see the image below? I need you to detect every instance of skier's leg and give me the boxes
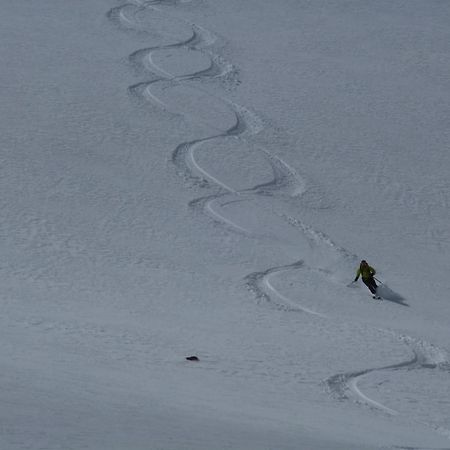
[371,279,381,298]
[363,278,377,295]
[369,278,378,294]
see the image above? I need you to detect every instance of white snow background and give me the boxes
[1,0,450,448]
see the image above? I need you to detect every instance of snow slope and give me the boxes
[1,0,449,448]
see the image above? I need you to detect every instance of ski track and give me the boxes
[244,261,326,317]
[107,0,450,443]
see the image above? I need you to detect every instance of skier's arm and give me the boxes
[354,269,361,282]
[369,266,376,276]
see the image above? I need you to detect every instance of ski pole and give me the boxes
[374,277,383,284]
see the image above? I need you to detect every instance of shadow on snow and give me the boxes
[377,284,409,307]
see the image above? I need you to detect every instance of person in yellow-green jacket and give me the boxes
[354,260,381,299]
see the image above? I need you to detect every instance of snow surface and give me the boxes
[1,0,450,448]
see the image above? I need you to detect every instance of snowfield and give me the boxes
[1,0,450,449]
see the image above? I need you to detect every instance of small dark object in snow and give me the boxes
[186,356,199,361]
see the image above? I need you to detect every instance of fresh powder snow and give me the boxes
[1,0,449,449]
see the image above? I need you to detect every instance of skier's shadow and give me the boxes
[377,285,409,307]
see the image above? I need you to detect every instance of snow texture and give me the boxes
[1,0,449,448]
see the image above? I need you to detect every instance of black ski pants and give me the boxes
[362,277,378,294]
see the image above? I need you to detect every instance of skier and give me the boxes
[353,260,381,299]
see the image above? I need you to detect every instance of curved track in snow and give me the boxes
[326,336,449,417]
[107,0,450,443]
[244,260,325,316]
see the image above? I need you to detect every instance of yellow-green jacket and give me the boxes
[354,265,376,281]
